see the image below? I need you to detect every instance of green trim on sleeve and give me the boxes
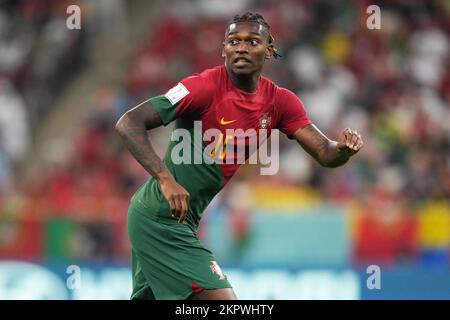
[149,95,178,125]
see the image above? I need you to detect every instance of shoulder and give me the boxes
[274,86,299,103]
[198,65,224,82]
[270,83,308,117]
[260,76,300,106]
[182,66,222,86]
[181,66,222,92]
[172,66,224,106]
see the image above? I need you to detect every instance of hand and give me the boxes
[337,128,363,157]
[159,175,190,224]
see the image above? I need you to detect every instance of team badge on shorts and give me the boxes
[259,113,272,129]
[210,261,225,280]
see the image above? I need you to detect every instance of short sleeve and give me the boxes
[276,88,312,138]
[149,74,214,125]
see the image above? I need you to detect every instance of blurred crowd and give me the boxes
[0,0,449,265]
[0,0,87,191]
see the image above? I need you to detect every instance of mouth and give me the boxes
[233,57,252,65]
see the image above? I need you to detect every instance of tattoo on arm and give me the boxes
[115,101,167,178]
[295,124,330,160]
[294,124,348,167]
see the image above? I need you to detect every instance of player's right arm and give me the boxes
[115,100,189,224]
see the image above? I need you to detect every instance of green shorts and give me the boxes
[127,206,232,300]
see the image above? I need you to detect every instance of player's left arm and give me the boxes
[293,124,363,168]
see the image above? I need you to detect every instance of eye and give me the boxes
[228,39,239,46]
[249,39,259,46]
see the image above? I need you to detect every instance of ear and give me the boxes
[222,42,226,58]
[265,45,274,60]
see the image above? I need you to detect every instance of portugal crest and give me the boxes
[259,113,272,129]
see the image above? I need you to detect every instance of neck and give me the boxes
[225,65,261,93]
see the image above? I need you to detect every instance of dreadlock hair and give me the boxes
[227,12,282,59]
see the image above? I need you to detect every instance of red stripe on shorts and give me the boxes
[191,281,204,294]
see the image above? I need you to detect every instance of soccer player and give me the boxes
[115,12,363,300]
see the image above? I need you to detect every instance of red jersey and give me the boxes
[133,65,311,229]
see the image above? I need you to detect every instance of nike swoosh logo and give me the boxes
[220,118,237,125]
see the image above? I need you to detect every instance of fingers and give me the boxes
[341,128,363,152]
[349,132,359,149]
[168,193,189,223]
[169,196,183,219]
[340,128,352,147]
[355,139,364,151]
[169,197,177,218]
[178,194,189,224]
[160,178,190,223]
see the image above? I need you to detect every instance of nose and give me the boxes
[235,42,249,54]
